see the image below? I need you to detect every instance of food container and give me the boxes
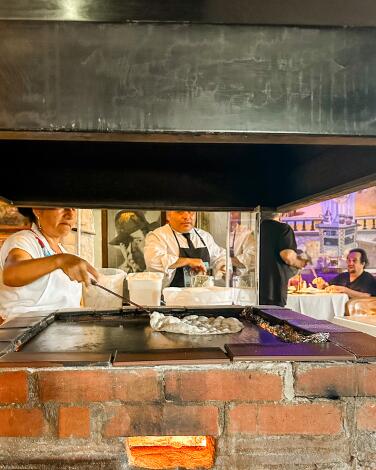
[232,273,256,305]
[83,268,126,309]
[232,287,257,305]
[163,286,234,306]
[127,272,164,306]
[232,273,255,289]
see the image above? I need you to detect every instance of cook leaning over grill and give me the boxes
[259,212,308,307]
[144,211,226,287]
[0,208,98,319]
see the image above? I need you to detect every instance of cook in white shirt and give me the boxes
[144,211,226,287]
[0,207,98,320]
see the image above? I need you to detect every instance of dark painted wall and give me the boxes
[1,22,376,136]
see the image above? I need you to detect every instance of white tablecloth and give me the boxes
[286,293,349,320]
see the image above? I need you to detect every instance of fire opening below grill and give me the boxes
[125,435,215,469]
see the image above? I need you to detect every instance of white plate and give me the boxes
[296,287,323,294]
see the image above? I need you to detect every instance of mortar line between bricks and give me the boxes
[352,395,360,469]
[42,402,59,439]
[283,362,295,401]
[89,402,106,443]
[219,402,228,437]
[161,371,167,402]
[29,371,39,407]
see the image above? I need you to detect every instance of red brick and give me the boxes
[295,365,357,397]
[103,404,219,437]
[0,371,28,404]
[37,370,160,403]
[104,404,159,437]
[58,407,90,438]
[357,403,376,431]
[0,409,45,437]
[228,404,257,434]
[163,404,219,436]
[357,364,376,396]
[165,370,282,401]
[258,404,342,435]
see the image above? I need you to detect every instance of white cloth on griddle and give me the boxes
[150,311,243,335]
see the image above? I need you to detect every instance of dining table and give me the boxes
[286,292,349,320]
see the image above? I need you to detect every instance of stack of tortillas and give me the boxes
[150,312,243,335]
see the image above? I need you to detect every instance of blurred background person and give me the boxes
[229,211,256,275]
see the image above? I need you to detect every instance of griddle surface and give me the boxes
[20,318,281,353]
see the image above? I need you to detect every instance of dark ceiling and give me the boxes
[1,139,375,211]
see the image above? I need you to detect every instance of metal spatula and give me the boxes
[90,279,153,315]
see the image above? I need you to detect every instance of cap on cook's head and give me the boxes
[109,211,150,246]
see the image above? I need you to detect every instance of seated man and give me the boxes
[144,211,226,287]
[325,248,376,298]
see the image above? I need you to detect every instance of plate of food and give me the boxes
[297,286,322,294]
[312,277,327,290]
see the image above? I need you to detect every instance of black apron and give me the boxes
[170,227,210,287]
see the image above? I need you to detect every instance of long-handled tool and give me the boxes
[90,279,153,315]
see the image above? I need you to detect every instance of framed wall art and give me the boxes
[103,210,164,272]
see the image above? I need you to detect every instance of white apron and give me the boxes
[0,224,82,319]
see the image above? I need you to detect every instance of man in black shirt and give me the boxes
[259,214,308,306]
[326,248,376,298]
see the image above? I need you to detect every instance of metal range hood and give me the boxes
[0,0,376,210]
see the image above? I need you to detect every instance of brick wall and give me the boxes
[0,362,375,469]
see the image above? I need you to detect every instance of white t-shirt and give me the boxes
[144,224,226,287]
[0,224,82,318]
[231,225,256,270]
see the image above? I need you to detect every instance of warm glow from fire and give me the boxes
[126,435,215,469]
[128,435,207,448]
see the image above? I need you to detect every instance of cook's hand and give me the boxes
[187,258,207,273]
[296,256,309,269]
[325,285,347,294]
[312,277,328,290]
[56,254,99,287]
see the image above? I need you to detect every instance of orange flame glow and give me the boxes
[126,435,215,469]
